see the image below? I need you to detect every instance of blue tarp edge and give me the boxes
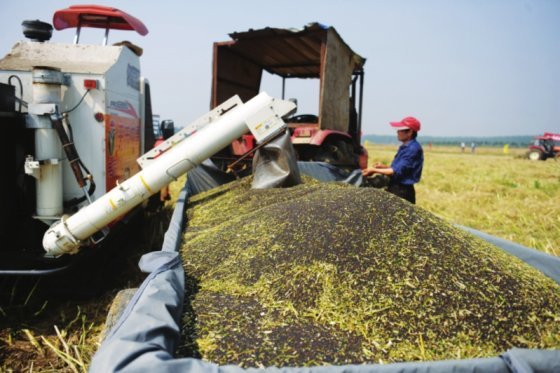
[458,225,560,285]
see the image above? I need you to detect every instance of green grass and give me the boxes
[365,144,560,256]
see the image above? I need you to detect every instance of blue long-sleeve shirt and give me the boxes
[390,139,423,185]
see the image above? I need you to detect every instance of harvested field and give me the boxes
[178,176,560,367]
[366,144,560,256]
[0,203,175,372]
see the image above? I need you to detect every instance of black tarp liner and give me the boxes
[251,132,301,189]
[90,162,560,372]
[186,160,363,196]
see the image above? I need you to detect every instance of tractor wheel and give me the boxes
[527,149,544,161]
[314,139,356,167]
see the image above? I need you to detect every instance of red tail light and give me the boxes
[84,79,98,89]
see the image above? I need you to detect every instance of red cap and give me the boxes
[390,116,421,132]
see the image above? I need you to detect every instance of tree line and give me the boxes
[362,135,534,148]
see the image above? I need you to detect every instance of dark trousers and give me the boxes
[387,183,416,204]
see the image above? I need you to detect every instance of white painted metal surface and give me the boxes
[0,41,143,204]
[34,129,63,216]
[0,42,122,74]
[43,93,295,256]
[137,95,243,168]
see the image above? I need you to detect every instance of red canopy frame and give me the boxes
[53,5,148,44]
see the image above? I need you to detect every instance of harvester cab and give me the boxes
[210,23,368,172]
[0,5,297,275]
[527,132,560,161]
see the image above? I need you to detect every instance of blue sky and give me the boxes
[1,0,559,136]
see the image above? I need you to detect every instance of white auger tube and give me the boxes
[43,92,295,256]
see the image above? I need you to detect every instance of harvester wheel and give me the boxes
[527,149,544,161]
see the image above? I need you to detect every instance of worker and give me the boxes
[362,116,423,204]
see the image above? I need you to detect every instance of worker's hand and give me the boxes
[375,162,388,168]
[362,167,376,177]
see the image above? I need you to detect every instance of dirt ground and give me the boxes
[0,205,173,372]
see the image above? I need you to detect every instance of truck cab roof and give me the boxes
[212,23,366,135]
[224,22,365,79]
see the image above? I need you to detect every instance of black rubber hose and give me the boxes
[61,89,90,114]
[8,75,25,112]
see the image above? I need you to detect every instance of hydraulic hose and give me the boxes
[50,109,86,188]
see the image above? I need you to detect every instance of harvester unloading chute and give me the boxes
[43,93,296,256]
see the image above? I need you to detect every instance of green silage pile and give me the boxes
[178,176,560,367]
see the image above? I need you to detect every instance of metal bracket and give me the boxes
[90,227,109,245]
[24,155,40,179]
[25,156,61,179]
[26,115,52,129]
[62,73,72,86]
[28,103,57,115]
[245,98,295,143]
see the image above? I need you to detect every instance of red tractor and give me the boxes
[209,23,368,173]
[526,133,560,161]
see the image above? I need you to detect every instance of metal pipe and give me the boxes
[50,110,86,188]
[32,67,64,217]
[103,20,110,46]
[350,74,358,148]
[358,70,364,136]
[74,17,82,44]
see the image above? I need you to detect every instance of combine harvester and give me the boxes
[2,5,559,371]
[0,7,365,276]
[0,5,284,273]
[0,5,158,275]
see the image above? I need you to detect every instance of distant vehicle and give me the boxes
[526,133,560,161]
